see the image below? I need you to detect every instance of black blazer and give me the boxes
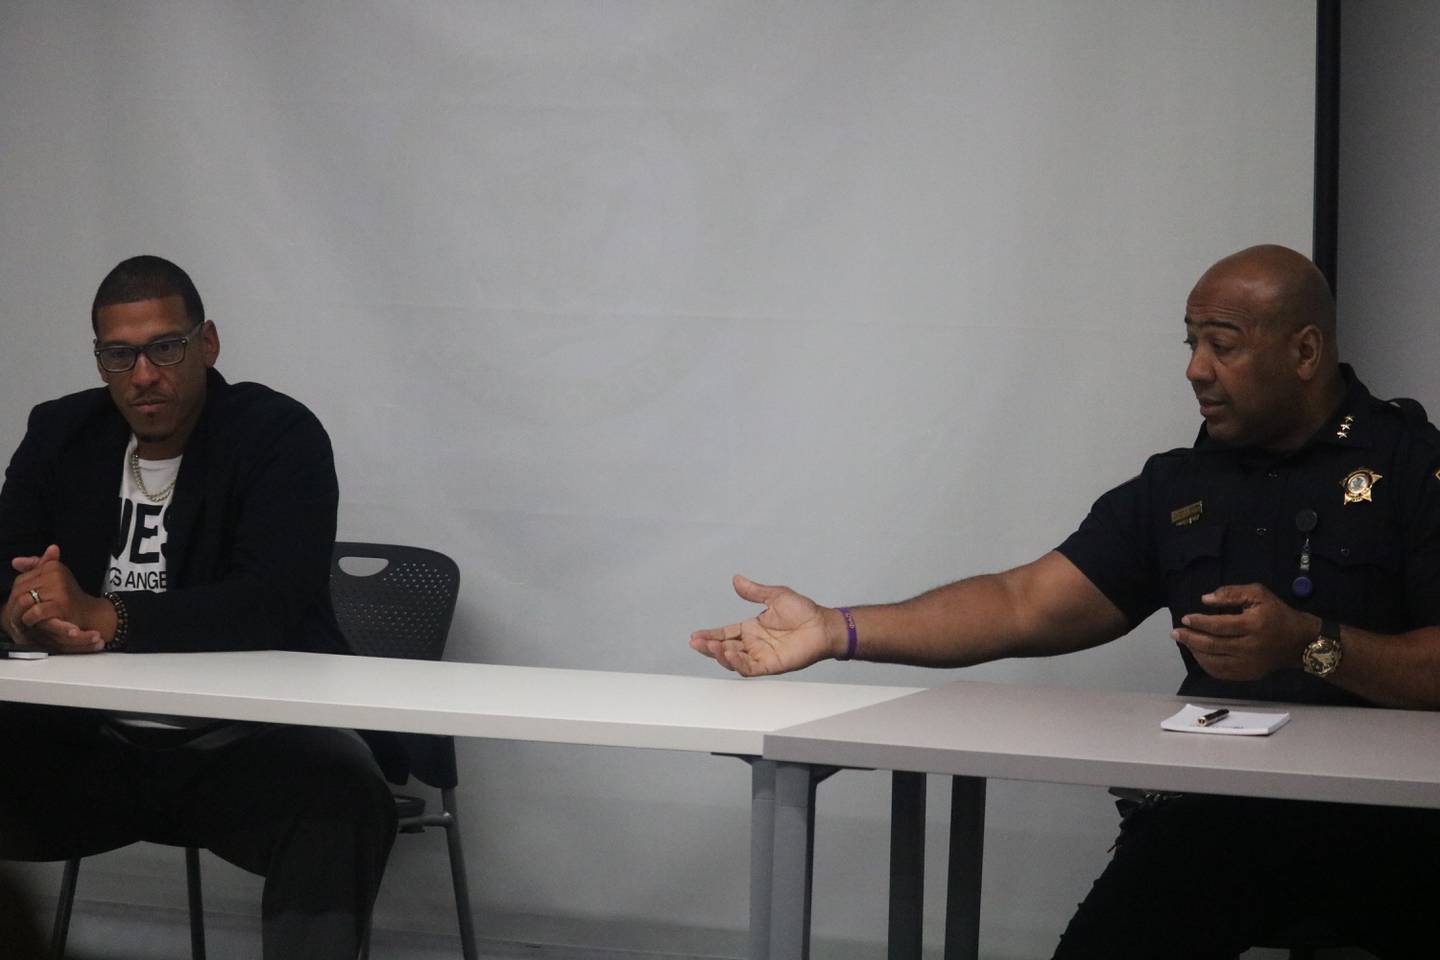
[0,368,347,654]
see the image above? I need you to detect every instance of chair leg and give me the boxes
[441,788,478,960]
[50,857,81,959]
[185,847,206,960]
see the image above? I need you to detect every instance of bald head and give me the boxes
[1183,245,1346,452]
[1189,244,1336,343]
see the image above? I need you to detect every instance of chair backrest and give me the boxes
[330,542,460,662]
[331,542,463,789]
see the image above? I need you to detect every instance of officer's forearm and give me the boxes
[836,552,1127,667]
[1322,624,1440,709]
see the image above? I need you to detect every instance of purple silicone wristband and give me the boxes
[836,607,858,660]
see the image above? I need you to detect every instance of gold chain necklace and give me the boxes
[130,451,177,503]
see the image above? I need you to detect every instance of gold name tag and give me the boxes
[1170,501,1204,526]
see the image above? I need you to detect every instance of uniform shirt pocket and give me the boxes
[1160,523,1227,620]
[1310,535,1403,629]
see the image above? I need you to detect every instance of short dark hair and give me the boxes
[91,255,205,333]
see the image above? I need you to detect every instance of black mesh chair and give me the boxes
[50,849,206,959]
[47,542,476,960]
[330,542,477,960]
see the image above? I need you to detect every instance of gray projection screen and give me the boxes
[0,2,1317,956]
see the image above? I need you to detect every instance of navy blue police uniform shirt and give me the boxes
[1057,365,1440,706]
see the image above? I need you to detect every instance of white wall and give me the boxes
[1337,1,1440,414]
[0,2,1315,956]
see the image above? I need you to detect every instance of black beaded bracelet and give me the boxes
[103,592,129,651]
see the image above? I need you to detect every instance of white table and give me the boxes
[763,678,1440,960]
[0,650,920,959]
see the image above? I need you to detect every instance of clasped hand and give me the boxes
[688,574,835,677]
[3,545,105,653]
[1171,583,1316,681]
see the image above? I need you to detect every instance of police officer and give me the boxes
[690,244,1440,957]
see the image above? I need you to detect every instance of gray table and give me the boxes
[0,650,920,959]
[761,678,1440,959]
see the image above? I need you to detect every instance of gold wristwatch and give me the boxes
[1302,618,1342,678]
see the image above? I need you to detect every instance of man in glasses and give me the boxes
[0,255,396,960]
[691,245,1440,956]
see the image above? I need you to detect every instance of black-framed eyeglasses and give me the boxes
[93,322,206,374]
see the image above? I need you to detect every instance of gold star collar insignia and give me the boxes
[1336,414,1356,440]
[1341,467,1382,504]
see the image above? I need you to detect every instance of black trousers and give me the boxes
[0,703,397,960]
[1053,793,1440,959]
[0,863,48,960]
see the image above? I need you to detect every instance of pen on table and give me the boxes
[1196,708,1229,727]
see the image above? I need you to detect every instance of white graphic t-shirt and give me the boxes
[108,435,180,594]
[107,436,199,734]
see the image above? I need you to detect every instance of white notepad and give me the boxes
[1161,703,1290,736]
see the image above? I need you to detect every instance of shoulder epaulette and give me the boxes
[1386,396,1430,426]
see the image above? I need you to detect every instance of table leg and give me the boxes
[888,771,926,960]
[768,761,837,960]
[749,759,777,960]
[944,776,986,960]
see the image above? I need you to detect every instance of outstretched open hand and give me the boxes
[689,575,836,677]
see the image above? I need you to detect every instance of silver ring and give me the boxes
[28,589,41,605]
